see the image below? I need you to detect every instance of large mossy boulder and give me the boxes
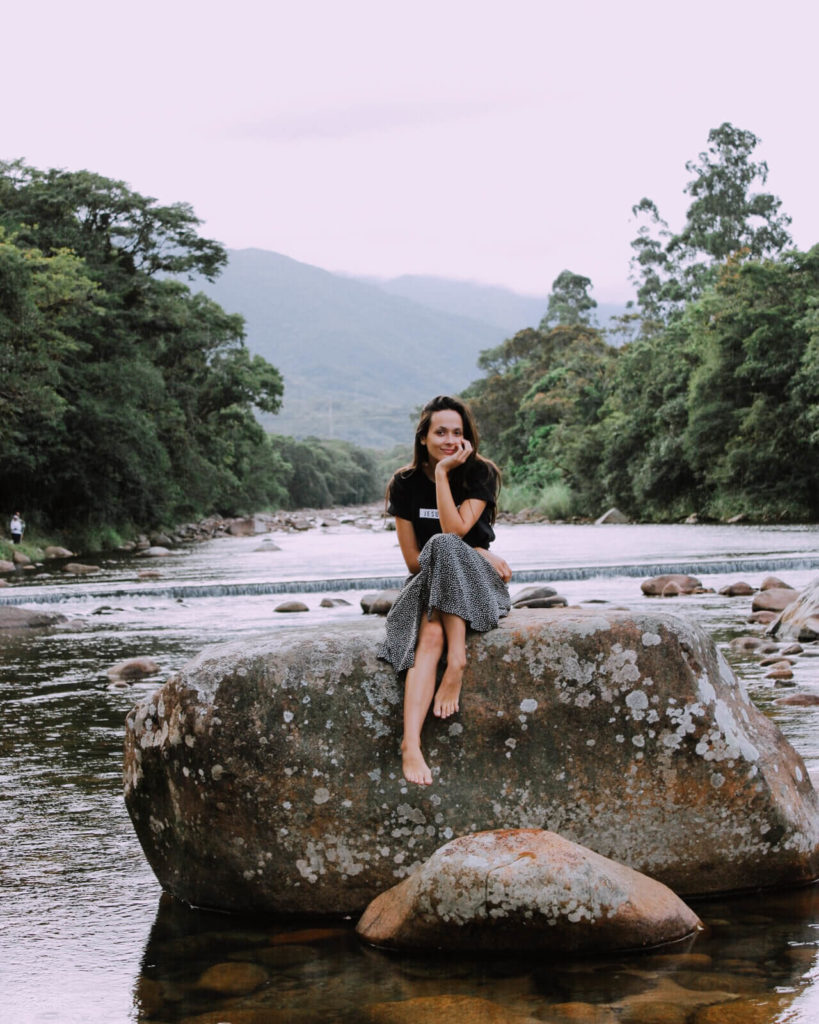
[123,608,819,915]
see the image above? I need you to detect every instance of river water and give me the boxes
[2,520,819,1023]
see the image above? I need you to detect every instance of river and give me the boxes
[1,519,819,1023]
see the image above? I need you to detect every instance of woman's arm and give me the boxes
[395,517,423,574]
[475,547,512,583]
[434,441,487,537]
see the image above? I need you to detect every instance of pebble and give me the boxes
[274,601,309,613]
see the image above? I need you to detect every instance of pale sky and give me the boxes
[4,0,817,301]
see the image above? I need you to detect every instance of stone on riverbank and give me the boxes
[123,606,819,915]
[752,588,799,613]
[0,606,68,631]
[63,562,100,575]
[107,657,161,681]
[769,577,819,642]
[356,829,701,952]
[641,575,701,596]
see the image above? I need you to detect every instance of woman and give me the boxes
[377,395,512,786]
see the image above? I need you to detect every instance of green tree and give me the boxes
[631,123,792,322]
[539,270,597,329]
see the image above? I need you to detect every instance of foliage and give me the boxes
[630,123,792,325]
[0,160,288,536]
[269,436,382,509]
[539,270,597,329]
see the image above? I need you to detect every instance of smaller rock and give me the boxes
[320,598,351,607]
[44,546,74,559]
[752,588,799,613]
[725,513,746,524]
[361,590,401,615]
[107,657,161,681]
[595,507,630,525]
[0,607,68,630]
[781,643,804,656]
[12,551,31,566]
[759,656,794,667]
[661,581,681,598]
[138,546,172,558]
[719,581,755,597]
[747,610,778,625]
[766,667,794,682]
[138,570,162,579]
[254,540,282,552]
[761,576,793,591]
[514,595,568,609]
[729,636,764,652]
[641,574,701,596]
[512,585,557,606]
[356,829,701,953]
[274,601,309,613]
[63,563,100,575]
[775,694,819,707]
[0,559,15,573]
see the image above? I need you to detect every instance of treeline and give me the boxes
[0,161,382,545]
[465,124,819,522]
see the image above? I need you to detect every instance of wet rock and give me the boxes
[149,532,174,547]
[691,993,793,1023]
[752,588,799,613]
[769,577,819,642]
[765,667,794,681]
[544,1004,618,1024]
[195,960,269,994]
[43,545,74,559]
[759,656,795,667]
[355,829,701,952]
[774,694,819,707]
[107,657,161,681]
[719,582,755,597]
[63,562,100,575]
[124,607,819,915]
[138,569,162,579]
[361,590,401,615]
[0,579,9,587]
[138,546,172,558]
[0,559,15,573]
[618,1004,690,1024]
[747,610,778,625]
[513,595,569,609]
[595,507,630,525]
[254,539,282,552]
[12,550,31,566]
[729,635,765,652]
[361,995,539,1024]
[274,601,309,613]
[781,643,804,656]
[0,607,68,630]
[320,598,351,607]
[761,576,793,591]
[512,586,557,606]
[641,574,701,596]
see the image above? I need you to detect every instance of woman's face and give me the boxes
[421,409,466,466]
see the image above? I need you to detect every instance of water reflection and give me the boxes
[2,524,819,1022]
[134,888,819,1023]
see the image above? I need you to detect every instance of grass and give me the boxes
[498,481,576,520]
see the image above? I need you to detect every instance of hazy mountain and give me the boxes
[193,249,629,447]
[194,249,506,446]
[364,274,629,335]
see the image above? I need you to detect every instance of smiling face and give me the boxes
[421,409,465,467]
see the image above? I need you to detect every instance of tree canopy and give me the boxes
[465,124,819,523]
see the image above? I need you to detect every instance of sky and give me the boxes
[4,0,818,302]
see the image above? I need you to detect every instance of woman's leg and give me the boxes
[401,612,445,785]
[433,612,467,719]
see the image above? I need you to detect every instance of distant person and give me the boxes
[377,395,512,786]
[9,512,25,545]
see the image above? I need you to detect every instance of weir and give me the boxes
[0,555,817,606]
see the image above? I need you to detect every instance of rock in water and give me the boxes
[770,577,819,642]
[356,829,702,952]
[123,608,819,915]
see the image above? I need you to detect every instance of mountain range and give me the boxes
[194,249,626,447]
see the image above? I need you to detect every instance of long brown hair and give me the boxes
[387,395,501,519]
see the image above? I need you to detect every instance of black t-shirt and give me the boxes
[387,462,497,551]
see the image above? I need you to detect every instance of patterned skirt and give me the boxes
[376,532,511,673]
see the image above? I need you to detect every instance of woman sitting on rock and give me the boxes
[377,395,512,786]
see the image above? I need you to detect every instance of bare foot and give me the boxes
[433,668,463,719]
[401,743,433,786]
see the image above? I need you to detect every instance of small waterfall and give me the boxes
[1,556,817,607]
